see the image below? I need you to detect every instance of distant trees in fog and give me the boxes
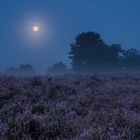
[47,61,67,74]
[4,31,140,74]
[69,32,140,72]
[120,48,140,70]
[6,64,35,75]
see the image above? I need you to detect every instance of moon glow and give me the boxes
[33,25,39,32]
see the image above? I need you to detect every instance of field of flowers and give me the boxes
[0,74,140,140]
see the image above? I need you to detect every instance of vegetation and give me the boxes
[4,31,140,74]
[47,61,67,74]
[6,64,35,76]
[0,75,140,139]
[69,32,140,72]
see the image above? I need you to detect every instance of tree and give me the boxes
[69,32,122,72]
[19,64,35,74]
[19,64,33,70]
[6,64,35,75]
[47,62,67,74]
[121,48,140,70]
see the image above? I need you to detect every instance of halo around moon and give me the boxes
[33,25,39,32]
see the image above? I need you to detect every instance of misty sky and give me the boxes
[0,0,140,72]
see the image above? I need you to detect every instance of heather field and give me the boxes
[0,74,140,140]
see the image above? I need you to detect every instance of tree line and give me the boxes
[6,64,35,76]
[5,31,140,74]
[69,32,140,72]
[48,31,140,73]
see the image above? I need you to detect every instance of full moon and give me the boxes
[33,25,39,32]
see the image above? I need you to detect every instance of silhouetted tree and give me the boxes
[121,48,140,70]
[47,62,67,74]
[69,32,122,72]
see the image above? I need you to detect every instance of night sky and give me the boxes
[0,0,140,73]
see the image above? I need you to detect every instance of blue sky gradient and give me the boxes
[0,0,140,72]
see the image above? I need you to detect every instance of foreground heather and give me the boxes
[0,74,140,140]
